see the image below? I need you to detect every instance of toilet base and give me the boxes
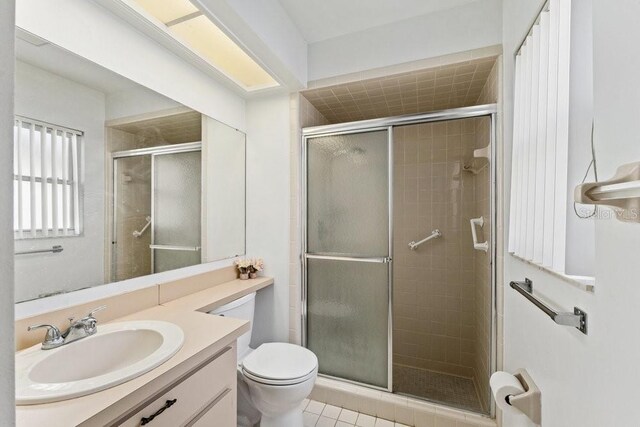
[259,407,303,427]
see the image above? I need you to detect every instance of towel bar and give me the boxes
[15,245,63,256]
[510,279,588,334]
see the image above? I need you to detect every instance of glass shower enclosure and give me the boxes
[302,105,497,414]
[111,142,201,282]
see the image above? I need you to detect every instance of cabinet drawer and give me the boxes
[119,346,236,427]
[187,388,234,427]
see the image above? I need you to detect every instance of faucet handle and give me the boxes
[27,324,64,350]
[87,305,106,318]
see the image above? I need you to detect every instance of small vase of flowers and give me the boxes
[249,258,264,279]
[235,258,251,280]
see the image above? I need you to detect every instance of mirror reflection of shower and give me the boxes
[107,111,203,283]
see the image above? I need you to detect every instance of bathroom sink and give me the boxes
[16,320,184,405]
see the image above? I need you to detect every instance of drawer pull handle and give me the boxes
[140,399,177,425]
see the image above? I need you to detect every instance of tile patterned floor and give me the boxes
[393,365,483,413]
[302,399,410,427]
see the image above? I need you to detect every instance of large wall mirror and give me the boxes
[13,29,246,303]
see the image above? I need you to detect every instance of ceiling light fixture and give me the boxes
[130,0,279,91]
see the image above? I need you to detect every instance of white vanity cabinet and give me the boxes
[118,345,236,427]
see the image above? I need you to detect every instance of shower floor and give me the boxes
[393,364,483,413]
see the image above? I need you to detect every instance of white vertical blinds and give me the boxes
[13,116,83,238]
[508,0,572,272]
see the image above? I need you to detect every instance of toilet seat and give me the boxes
[241,342,318,386]
[242,367,317,386]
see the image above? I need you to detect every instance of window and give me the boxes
[13,116,83,239]
[509,0,593,275]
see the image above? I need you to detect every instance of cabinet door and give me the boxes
[119,346,235,427]
[187,389,234,427]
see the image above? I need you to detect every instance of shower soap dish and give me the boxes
[463,145,490,174]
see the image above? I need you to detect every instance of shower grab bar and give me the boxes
[408,229,442,250]
[15,245,63,256]
[149,244,201,252]
[470,216,489,252]
[305,254,392,264]
[510,279,588,334]
[132,216,152,238]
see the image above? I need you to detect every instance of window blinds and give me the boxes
[13,116,82,238]
[508,0,572,272]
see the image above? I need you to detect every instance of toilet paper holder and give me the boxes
[506,369,541,425]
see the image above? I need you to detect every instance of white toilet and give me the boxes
[210,292,318,427]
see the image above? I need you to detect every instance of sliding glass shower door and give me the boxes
[304,129,392,389]
[111,144,202,282]
[152,150,202,273]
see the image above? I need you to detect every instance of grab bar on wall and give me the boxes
[470,216,489,252]
[408,229,442,250]
[132,216,152,238]
[15,245,64,256]
[149,244,201,252]
[510,279,588,334]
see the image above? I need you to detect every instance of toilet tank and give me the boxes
[209,292,256,361]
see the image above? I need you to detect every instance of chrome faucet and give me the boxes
[28,306,106,350]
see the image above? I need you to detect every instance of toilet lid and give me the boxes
[241,343,318,384]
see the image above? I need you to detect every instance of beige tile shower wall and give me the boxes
[289,94,330,344]
[392,118,478,379]
[113,156,152,282]
[472,60,499,412]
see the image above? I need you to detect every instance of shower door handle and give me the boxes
[470,216,489,252]
[149,244,201,252]
[305,254,391,264]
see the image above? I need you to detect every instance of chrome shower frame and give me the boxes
[300,104,498,416]
[111,142,202,281]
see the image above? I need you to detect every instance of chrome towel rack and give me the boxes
[510,279,588,335]
[15,245,64,256]
[408,229,442,251]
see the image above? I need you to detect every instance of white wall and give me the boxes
[105,86,181,121]
[245,93,291,345]
[17,0,246,131]
[307,0,502,82]
[14,61,106,302]
[0,0,15,421]
[502,0,640,425]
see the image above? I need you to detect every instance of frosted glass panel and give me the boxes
[153,151,202,272]
[307,258,389,388]
[307,131,389,256]
[154,250,200,273]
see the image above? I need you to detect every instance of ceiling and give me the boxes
[110,111,202,144]
[301,56,497,124]
[277,0,483,43]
